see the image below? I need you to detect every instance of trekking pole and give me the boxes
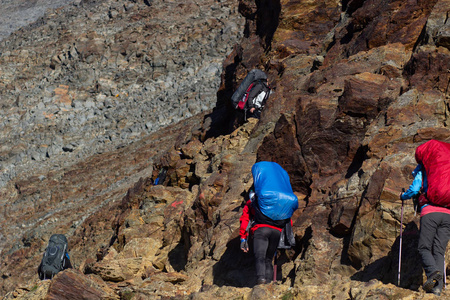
[273,250,277,282]
[444,259,447,289]
[398,188,405,286]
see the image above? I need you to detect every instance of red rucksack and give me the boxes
[415,139,450,207]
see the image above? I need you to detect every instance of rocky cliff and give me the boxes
[1,0,450,299]
[0,0,243,188]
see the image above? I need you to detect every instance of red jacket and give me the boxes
[239,200,284,240]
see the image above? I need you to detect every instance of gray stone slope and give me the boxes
[0,0,244,188]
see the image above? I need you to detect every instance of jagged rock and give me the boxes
[3,280,50,300]
[89,257,153,282]
[47,269,118,300]
[424,0,450,49]
[2,0,450,299]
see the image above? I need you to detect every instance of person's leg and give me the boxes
[419,213,445,292]
[418,213,440,277]
[431,213,450,294]
[253,227,271,283]
[264,228,281,281]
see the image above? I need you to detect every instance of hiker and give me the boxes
[244,77,270,119]
[38,234,72,280]
[239,161,298,285]
[231,69,271,120]
[400,140,450,296]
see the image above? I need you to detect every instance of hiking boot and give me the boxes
[257,278,266,285]
[423,271,443,292]
[431,286,442,296]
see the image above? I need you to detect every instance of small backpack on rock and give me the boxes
[38,234,70,280]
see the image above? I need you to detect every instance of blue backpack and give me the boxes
[252,161,298,222]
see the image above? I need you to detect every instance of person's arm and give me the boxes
[252,91,267,110]
[246,82,266,112]
[401,170,423,200]
[239,200,252,252]
[239,200,252,240]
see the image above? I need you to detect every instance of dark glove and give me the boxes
[240,239,249,252]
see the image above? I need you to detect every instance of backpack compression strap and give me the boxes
[237,83,255,110]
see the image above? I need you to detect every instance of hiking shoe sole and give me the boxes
[257,278,266,285]
[432,287,442,296]
[423,271,443,292]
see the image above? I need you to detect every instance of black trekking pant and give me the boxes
[253,226,281,282]
[247,109,261,120]
[418,212,450,290]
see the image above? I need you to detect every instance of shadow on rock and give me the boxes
[350,221,422,290]
[212,236,257,287]
[200,105,238,140]
[168,239,188,272]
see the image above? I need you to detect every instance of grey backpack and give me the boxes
[231,69,268,110]
[39,234,68,279]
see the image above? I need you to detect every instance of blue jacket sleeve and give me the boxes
[401,170,423,200]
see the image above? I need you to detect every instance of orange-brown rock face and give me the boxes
[2,0,450,299]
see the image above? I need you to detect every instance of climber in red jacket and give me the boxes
[239,190,284,285]
[401,140,450,296]
[239,162,298,285]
